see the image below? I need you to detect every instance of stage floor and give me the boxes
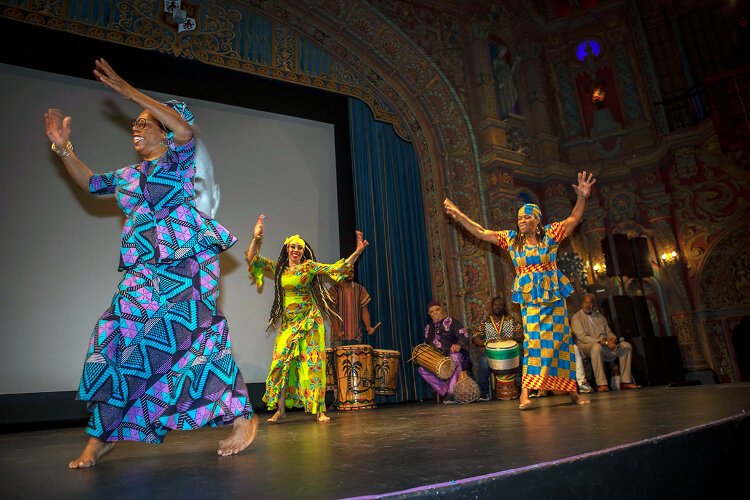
[2,383,750,499]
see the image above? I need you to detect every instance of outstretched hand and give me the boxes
[572,171,596,198]
[45,109,71,148]
[355,230,369,254]
[253,215,265,240]
[93,58,136,100]
[444,198,461,220]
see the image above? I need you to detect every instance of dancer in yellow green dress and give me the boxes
[246,215,368,423]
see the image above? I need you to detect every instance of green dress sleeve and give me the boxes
[306,258,352,283]
[248,255,276,287]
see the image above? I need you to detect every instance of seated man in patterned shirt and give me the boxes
[473,296,524,401]
[418,300,471,404]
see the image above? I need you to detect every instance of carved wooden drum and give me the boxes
[334,344,376,411]
[372,348,400,396]
[411,343,456,380]
[325,347,336,392]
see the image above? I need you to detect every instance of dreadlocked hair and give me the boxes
[512,220,547,251]
[266,239,339,330]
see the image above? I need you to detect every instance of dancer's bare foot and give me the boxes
[217,414,258,456]
[267,388,288,424]
[267,409,287,423]
[316,412,331,423]
[570,392,590,405]
[68,437,114,468]
[518,387,532,410]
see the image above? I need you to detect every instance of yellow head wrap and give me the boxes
[284,234,306,249]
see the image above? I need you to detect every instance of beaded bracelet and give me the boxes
[51,141,74,158]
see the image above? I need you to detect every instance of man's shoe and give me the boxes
[597,385,610,392]
[620,382,641,390]
[478,394,491,402]
[443,395,458,404]
[579,383,594,394]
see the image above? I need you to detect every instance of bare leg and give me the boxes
[217,414,259,456]
[68,437,114,468]
[518,387,532,410]
[569,391,590,405]
[267,387,287,423]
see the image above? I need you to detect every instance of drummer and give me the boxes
[472,296,523,401]
[418,300,471,404]
[329,266,376,348]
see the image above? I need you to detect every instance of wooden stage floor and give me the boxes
[2,383,750,499]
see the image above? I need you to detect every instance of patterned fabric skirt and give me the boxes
[77,249,253,443]
[520,298,577,392]
[263,309,327,415]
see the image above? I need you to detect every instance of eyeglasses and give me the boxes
[132,118,155,129]
[132,118,168,131]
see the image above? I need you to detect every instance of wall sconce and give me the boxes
[660,250,679,265]
[592,262,606,277]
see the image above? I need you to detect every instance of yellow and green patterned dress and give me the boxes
[249,256,350,414]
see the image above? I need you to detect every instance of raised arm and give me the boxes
[246,215,265,263]
[560,171,596,238]
[93,58,193,145]
[443,198,497,243]
[45,109,92,191]
[344,231,369,266]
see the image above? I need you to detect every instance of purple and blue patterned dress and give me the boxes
[78,136,253,443]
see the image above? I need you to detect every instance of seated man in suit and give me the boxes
[571,294,641,391]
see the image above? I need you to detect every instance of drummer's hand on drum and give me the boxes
[450,344,461,353]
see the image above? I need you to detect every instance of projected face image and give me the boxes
[194,137,220,218]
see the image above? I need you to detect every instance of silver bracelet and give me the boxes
[51,141,74,158]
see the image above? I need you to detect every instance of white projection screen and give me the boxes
[0,62,340,394]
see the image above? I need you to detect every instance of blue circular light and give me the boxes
[576,39,601,61]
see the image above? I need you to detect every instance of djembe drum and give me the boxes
[334,344,376,411]
[410,344,456,380]
[486,339,520,400]
[454,371,480,404]
[372,349,401,396]
[325,347,336,392]
[485,339,520,372]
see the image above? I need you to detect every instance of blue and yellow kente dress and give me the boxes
[494,221,578,392]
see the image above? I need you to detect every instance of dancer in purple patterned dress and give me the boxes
[45,59,257,468]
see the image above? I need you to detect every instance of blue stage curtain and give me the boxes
[347,98,433,403]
